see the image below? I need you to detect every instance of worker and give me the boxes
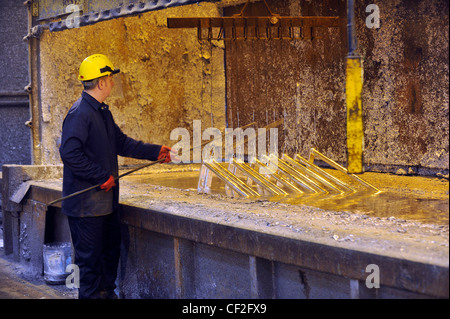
[59,54,172,299]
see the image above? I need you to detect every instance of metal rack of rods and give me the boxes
[197,148,380,199]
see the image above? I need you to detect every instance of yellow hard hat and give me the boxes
[78,54,120,81]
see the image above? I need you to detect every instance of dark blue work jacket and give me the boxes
[59,91,161,217]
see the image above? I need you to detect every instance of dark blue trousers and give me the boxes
[68,209,121,299]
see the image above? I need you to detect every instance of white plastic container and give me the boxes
[43,242,72,285]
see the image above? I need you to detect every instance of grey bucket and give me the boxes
[43,242,73,285]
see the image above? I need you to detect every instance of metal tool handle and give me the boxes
[47,157,166,206]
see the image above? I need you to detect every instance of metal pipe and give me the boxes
[23,0,44,165]
[254,159,304,194]
[230,159,287,196]
[347,0,357,56]
[262,155,323,194]
[47,158,166,206]
[310,148,380,192]
[0,100,29,107]
[345,0,365,173]
[282,154,343,194]
[0,91,29,97]
[202,160,260,198]
[277,159,326,194]
[293,153,354,193]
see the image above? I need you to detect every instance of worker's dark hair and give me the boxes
[82,77,100,90]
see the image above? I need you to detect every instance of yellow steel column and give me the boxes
[345,0,364,174]
[345,56,364,173]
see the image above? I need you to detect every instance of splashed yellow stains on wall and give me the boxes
[39,3,226,166]
[34,0,449,173]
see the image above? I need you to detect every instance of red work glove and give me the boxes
[157,145,172,163]
[100,175,116,192]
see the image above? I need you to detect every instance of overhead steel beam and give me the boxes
[35,0,207,32]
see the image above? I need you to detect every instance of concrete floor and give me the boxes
[0,222,76,299]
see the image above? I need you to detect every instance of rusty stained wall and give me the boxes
[36,0,449,172]
[224,0,347,162]
[224,0,449,173]
[358,0,449,171]
[38,2,226,166]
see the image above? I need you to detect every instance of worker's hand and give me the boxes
[100,175,116,192]
[158,145,173,163]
